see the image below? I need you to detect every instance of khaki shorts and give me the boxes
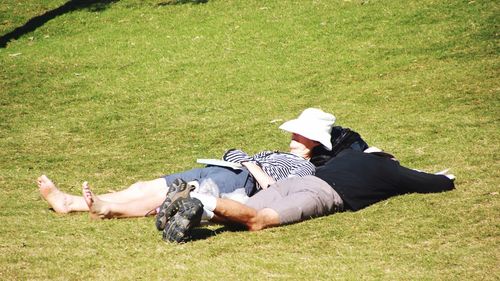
[245,176,344,225]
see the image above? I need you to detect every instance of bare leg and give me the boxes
[96,179,167,203]
[37,175,88,213]
[82,181,167,219]
[38,175,167,214]
[212,198,280,231]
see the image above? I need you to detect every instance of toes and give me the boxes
[37,175,45,185]
[82,182,94,204]
[37,175,53,187]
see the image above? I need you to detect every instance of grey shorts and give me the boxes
[245,176,344,225]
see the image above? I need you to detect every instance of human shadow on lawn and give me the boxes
[0,0,118,48]
[188,225,246,242]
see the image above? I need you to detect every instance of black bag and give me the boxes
[309,126,369,167]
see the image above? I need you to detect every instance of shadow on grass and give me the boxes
[158,0,208,6]
[0,0,118,48]
[188,225,246,242]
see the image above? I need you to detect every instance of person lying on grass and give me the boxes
[38,108,336,220]
[155,149,456,242]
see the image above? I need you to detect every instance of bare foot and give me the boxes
[82,181,111,219]
[37,175,72,213]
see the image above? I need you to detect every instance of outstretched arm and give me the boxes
[398,165,455,194]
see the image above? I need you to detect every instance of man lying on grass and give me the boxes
[156,149,455,242]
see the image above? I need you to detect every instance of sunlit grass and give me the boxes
[0,0,498,280]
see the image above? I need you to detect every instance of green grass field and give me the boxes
[1,0,498,280]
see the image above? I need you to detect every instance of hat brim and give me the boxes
[279,120,332,150]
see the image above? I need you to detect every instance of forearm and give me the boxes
[242,161,276,189]
[213,198,257,227]
[213,198,280,231]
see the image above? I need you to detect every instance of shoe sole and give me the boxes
[162,198,203,243]
[155,179,195,231]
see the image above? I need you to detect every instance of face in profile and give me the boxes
[289,133,320,159]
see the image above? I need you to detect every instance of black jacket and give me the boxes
[315,150,455,211]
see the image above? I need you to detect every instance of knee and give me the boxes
[128,181,148,194]
[125,179,167,199]
[246,208,280,231]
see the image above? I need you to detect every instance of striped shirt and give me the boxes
[223,149,316,188]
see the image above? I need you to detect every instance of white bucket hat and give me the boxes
[279,108,336,150]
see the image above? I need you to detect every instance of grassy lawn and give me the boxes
[1,0,498,280]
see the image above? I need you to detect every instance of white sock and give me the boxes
[202,208,214,220]
[191,192,217,211]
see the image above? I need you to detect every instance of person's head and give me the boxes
[279,108,336,159]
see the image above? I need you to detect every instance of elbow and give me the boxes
[247,223,265,232]
[245,216,265,231]
[245,208,280,231]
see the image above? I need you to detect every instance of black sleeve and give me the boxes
[397,165,455,194]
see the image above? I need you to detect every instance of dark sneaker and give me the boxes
[156,178,195,231]
[162,197,204,243]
